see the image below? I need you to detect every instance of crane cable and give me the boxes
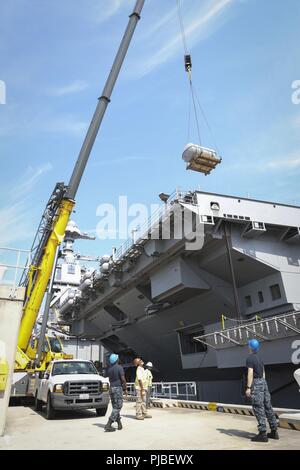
[189,73,202,147]
[176,0,220,153]
[177,0,201,146]
[193,77,221,155]
[177,0,188,55]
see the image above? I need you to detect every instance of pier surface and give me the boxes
[1,401,299,450]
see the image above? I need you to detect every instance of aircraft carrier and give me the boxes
[53,188,300,408]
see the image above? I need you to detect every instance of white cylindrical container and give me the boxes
[182,143,218,163]
[182,143,199,162]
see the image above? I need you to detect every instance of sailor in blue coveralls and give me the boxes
[246,339,279,442]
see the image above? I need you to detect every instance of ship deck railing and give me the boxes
[114,189,197,263]
[194,310,300,350]
[126,381,197,401]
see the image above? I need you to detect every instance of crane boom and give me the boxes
[15,0,145,369]
[66,0,145,200]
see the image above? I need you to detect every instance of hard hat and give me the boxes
[248,339,260,351]
[109,353,119,365]
[146,362,153,368]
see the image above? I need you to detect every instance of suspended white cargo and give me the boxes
[182,143,221,175]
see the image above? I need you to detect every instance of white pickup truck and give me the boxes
[34,359,110,419]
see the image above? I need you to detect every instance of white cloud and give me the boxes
[265,154,300,170]
[42,115,88,137]
[225,151,300,174]
[92,0,132,24]
[139,6,178,41]
[12,163,53,200]
[129,0,235,78]
[91,155,154,167]
[48,80,89,97]
[292,113,300,129]
[0,164,52,246]
[0,111,88,138]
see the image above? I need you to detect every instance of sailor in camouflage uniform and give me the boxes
[246,339,279,442]
[110,386,124,421]
[105,354,127,432]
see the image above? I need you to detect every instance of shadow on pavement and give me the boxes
[120,414,138,420]
[93,423,107,429]
[29,406,97,421]
[217,428,254,439]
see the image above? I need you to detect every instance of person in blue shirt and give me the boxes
[246,339,279,442]
[104,354,127,432]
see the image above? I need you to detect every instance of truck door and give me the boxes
[40,364,52,402]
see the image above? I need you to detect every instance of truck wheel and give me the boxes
[45,393,55,420]
[34,392,43,412]
[96,406,107,417]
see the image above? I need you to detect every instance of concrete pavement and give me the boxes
[1,401,299,450]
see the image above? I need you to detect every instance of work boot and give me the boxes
[136,416,144,420]
[104,418,116,432]
[117,418,123,430]
[251,432,268,442]
[267,430,279,440]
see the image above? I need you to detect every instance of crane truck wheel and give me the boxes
[45,393,55,420]
[96,406,108,417]
[34,392,43,412]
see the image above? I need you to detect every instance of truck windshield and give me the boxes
[52,361,98,376]
[49,337,62,353]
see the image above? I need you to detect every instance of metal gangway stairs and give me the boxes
[194,311,300,350]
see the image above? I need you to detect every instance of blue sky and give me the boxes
[1,0,300,259]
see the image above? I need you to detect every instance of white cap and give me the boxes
[146,362,153,368]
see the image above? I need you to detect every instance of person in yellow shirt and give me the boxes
[144,362,153,409]
[133,358,152,420]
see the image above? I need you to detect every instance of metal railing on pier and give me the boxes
[0,246,31,297]
[126,381,197,401]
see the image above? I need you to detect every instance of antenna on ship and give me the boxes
[176,0,222,175]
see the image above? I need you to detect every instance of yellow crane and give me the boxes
[14,0,145,374]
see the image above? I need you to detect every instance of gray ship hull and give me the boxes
[57,191,300,408]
